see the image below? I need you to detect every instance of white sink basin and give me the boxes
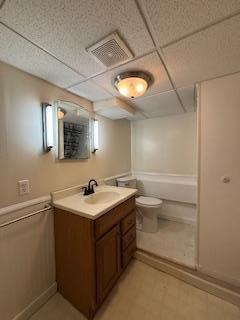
[84,191,121,205]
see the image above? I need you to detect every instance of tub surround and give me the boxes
[133,172,197,204]
[131,113,197,175]
[116,172,197,224]
[52,185,137,219]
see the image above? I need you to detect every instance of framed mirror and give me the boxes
[56,101,90,160]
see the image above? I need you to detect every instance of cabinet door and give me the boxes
[96,225,121,304]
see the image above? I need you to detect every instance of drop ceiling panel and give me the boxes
[162,15,240,88]
[68,80,112,102]
[177,86,195,112]
[125,112,147,121]
[0,0,154,77]
[93,52,173,98]
[95,108,132,120]
[133,91,184,118]
[141,0,240,46]
[0,24,83,87]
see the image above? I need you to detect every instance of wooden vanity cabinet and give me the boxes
[54,196,136,320]
[96,224,121,304]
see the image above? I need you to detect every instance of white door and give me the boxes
[198,73,240,286]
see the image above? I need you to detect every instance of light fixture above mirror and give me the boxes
[42,102,53,152]
[92,119,99,153]
[114,71,152,99]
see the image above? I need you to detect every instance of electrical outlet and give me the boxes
[18,180,30,195]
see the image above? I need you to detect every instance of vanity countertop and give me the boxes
[52,185,137,220]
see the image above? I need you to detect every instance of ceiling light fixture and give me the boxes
[114,71,152,99]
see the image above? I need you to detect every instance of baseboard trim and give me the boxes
[135,250,240,307]
[13,282,57,320]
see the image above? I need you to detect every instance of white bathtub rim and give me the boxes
[132,171,197,185]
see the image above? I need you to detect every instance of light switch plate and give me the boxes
[18,180,30,195]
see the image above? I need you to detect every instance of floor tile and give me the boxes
[136,219,196,267]
[29,260,240,320]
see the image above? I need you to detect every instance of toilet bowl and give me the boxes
[136,196,162,233]
[116,176,162,233]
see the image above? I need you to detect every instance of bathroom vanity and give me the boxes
[52,185,137,319]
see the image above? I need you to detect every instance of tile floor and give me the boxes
[137,219,196,267]
[30,260,240,320]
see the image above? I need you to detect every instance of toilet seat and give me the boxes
[136,196,162,208]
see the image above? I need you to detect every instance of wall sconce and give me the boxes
[57,107,66,120]
[92,119,99,153]
[42,103,53,152]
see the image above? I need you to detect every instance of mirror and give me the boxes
[56,101,90,160]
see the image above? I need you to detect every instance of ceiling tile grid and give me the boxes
[0,24,83,88]
[125,111,147,121]
[177,86,195,112]
[161,14,240,88]
[93,51,173,98]
[0,0,154,77]
[68,79,113,102]
[0,0,239,119]
[133,90,184,118]
[140,0,240,46]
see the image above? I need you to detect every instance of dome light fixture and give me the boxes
[114,71,152,99]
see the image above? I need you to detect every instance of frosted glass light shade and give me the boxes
[42,103,53,152]
[92,119,99,153]
[114,71,151,99]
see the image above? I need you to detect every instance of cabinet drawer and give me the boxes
[121,210,136,235]
[121,226,136,251]
[122,239,136,268]
[95,197,135,239]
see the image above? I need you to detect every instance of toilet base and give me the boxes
[136,206,159,233]
[142,215,158,233]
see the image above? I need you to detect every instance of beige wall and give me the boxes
[0,203,55,320]
[0,62,131,208]
[131,113,197,175]
[198,72,240,286]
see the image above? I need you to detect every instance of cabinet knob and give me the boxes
[220,176,231,183]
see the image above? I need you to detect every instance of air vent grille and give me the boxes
[87,32,133,68]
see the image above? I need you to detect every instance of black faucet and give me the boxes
[82,179,98,196]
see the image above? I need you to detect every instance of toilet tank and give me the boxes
[117,176,137,189]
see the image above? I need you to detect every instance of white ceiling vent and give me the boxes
[86,32,133,68]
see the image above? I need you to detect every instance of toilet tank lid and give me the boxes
[117,176,136,182]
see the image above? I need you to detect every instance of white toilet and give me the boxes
[117,176,162,233]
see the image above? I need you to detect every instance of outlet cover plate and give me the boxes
[18,180,30,195]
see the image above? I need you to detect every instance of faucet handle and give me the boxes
[81,186,88,195]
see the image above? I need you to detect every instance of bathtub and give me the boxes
[133,172,197,224]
